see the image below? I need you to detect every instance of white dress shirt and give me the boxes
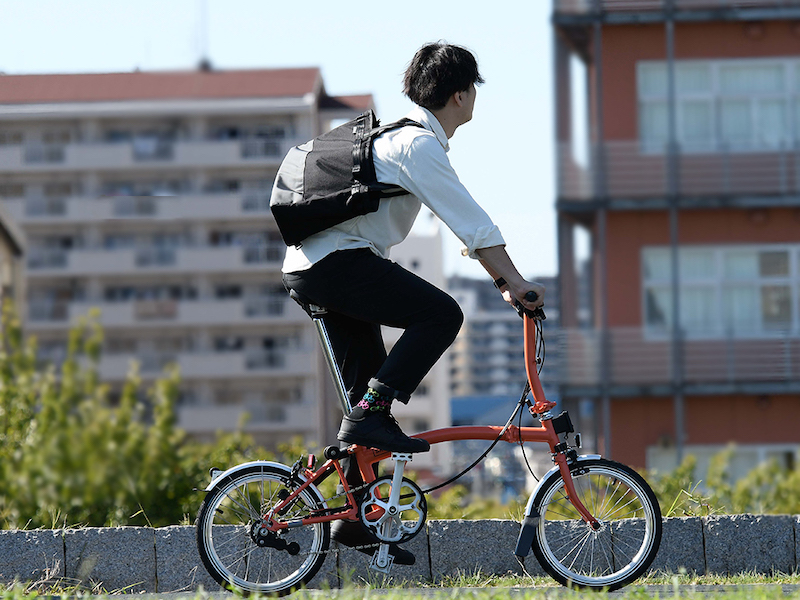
[281,106,505,273]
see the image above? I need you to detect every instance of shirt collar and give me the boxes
[407,106,450,152]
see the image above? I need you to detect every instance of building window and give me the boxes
[642,244,799,337]
[638,58,800,152]
[0,183,24,198]
[0,131,23,145]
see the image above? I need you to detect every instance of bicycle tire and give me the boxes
[530,458,661,591]
[195,463,330,596]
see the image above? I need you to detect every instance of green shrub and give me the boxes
[0,301,271,529]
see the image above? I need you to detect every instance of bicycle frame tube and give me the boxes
[272,311,600,532]
[348,316,598,527]
[266,458,360,530]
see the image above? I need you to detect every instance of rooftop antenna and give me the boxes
[197,0,212,71]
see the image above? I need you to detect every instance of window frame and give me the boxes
[637,57,800,154]
[642,243,800,339]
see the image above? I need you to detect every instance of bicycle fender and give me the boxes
[203,460,328,509]
[514,454,601,557]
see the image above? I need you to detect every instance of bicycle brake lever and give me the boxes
[514,291,546,321]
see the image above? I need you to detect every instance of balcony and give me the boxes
[0,138,299,173]
[26,296,305,330]
[557,327,800,396]
[97,348,314,380]
[177,404,315,433]
[26,244,285,276]
[558,141,800,203]
[3,192,273,225]
[554,0,800,15]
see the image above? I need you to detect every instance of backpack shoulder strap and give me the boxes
[353,118,425,184]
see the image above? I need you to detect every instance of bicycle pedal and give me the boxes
[369,544,394,575]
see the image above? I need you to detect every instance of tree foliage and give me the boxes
[651,448,800,517]
[2,298,798,527]
[0,301,268,529]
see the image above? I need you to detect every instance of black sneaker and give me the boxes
[337,411,430,454]
[331,520,415,565]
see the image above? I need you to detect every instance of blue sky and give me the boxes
[0,0,557,278]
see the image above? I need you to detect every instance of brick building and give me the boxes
[554,0,800,477]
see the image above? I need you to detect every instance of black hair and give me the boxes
[403,42,484,110]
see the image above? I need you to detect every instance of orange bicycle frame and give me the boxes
[266,313,599,530]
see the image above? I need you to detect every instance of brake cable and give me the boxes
[421,316,547,495]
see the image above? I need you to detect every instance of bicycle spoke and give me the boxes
[197,466,329,595]
[533,460,661,591]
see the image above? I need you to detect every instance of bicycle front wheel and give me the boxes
[530,458,661,591]
[196,464,330,596]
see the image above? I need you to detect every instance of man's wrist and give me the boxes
[493,277,507,290]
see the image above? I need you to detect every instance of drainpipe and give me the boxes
[665,1,685,465]
[592,0,612,459]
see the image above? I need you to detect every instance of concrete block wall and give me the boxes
[1,516,799,592]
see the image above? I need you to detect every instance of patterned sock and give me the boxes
[348,388,392,419]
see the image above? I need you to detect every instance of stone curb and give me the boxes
[1,515,799,592]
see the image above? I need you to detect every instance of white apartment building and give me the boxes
[384,222,452,477]
[448,279,527,397]
[0,66,371,449]
[448,275,560,398]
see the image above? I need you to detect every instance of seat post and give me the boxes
[311,314,352,416]
[287,288,352,416]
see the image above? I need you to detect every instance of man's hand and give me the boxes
[475,245,546,312]
[502,280,545,311]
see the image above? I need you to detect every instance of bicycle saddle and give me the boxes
[287,288,327,318]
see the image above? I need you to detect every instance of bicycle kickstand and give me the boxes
[369,452,413,575]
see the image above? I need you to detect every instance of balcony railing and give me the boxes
[4,192,274,223]
[24,144,66,164]
[25,198,67,216]
[0,139,298,173]
[558,141,800,200]
[97,348,313,380]
[554,0,800,13]
[26,296,299,328]
[557,327,800,389]
[26,245,285,274]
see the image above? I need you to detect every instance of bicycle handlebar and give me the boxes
[515,291,546,321]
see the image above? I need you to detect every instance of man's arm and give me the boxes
[475,245,545,310]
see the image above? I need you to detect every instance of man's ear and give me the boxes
[453,90,464,107]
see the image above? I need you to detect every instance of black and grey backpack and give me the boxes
[270,110,422,247]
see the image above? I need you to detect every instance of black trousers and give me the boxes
[283,248,463,409]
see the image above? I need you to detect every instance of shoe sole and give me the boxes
[337,432,430,453]
[331,534,416,565]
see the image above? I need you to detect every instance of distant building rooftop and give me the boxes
[0,67,372,108]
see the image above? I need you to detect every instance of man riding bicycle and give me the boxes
[281,42,545,563]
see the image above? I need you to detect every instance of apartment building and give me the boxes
[554,0,800,477]
[448,274,560,398]
[0,67,371,449]
[384,223,453,477]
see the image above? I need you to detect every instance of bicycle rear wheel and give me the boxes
[195,464,330,596]
[530,458,661,591]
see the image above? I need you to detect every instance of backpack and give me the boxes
[270,110,422,247]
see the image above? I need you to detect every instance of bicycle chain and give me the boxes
[276,480,390,558]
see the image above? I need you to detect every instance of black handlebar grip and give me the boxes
[513,291,546,321]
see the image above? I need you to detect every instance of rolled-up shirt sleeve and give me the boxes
[392,135,505,258]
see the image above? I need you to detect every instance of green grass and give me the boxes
[4,572,800,599]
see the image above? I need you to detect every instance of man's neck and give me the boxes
[429,107,461,139]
